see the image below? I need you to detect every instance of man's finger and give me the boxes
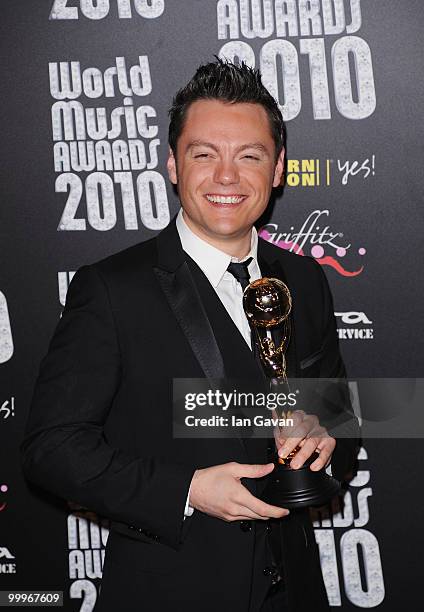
[278,432,310,458]
[278,417,321,457]
[232,462,275,479]
[289,437,320,469]
[248,497,290,519]
[231,507,272,521]
[310,440,336,471]
[290,436,335,470]
[234,487,290,519]
[222,500,268,521]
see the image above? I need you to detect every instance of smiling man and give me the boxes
[22,60,358,612]
[167,98,283,258]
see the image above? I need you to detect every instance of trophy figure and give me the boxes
[243,277,341,508]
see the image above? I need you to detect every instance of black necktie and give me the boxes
[227,257,258,356]
[227,257,253,291]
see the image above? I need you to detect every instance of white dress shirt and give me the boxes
[176,208,262,347]
[175,208,262,517]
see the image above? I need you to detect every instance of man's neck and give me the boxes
[181,212,253,260]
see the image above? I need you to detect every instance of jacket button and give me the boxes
[239,521,252,532]
[266,523,272,532]
[263,566,273,576]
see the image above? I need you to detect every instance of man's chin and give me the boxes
[204,224,253,242]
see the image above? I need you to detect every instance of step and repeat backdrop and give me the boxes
[1,1,423,610]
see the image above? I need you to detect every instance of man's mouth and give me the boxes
[205,194,247,205]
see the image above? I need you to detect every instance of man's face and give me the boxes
[167,99,284,248]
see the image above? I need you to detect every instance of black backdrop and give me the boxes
[1,1,423,609]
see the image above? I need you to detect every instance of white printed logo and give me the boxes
[0,291,14,363]
[335,311,374,340]
[50,0,164,21]
[0,547,15,559]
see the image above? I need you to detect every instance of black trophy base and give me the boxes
[261,452,341,509]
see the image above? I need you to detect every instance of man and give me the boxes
[21,59,358,611]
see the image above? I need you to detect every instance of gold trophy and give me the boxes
[243,277,341,508]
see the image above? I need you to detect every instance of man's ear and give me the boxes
[272,147,285,188]
[167,147,178,185]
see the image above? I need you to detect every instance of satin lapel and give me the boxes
[154,262,225,381]
[258,252,299,379]
[153,220,225,381]
[154,220,249,458]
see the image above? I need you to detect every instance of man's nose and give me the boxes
[213,158,240,185]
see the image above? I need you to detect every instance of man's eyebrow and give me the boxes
[186,141,270,155]
[186,140,219,152]
[237,142,269,155]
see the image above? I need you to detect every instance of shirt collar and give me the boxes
[176,208,259,288]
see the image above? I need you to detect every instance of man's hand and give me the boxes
[274,410,336,471]
[189,462,289,521]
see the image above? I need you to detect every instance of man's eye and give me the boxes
[194,153,209,158]
[243,155,260,160]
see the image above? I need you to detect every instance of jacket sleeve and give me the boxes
[314,260,361,484]
[20,264,195,550]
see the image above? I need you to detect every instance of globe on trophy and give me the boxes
[243,277,341,508]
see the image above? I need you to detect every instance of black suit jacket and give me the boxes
[21,218,359,612]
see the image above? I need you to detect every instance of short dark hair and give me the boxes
[168,58,285,160]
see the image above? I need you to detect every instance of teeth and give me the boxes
[206,195,245,204]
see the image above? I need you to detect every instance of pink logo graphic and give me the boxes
[0,484,8,511]
[259,210,366,277]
